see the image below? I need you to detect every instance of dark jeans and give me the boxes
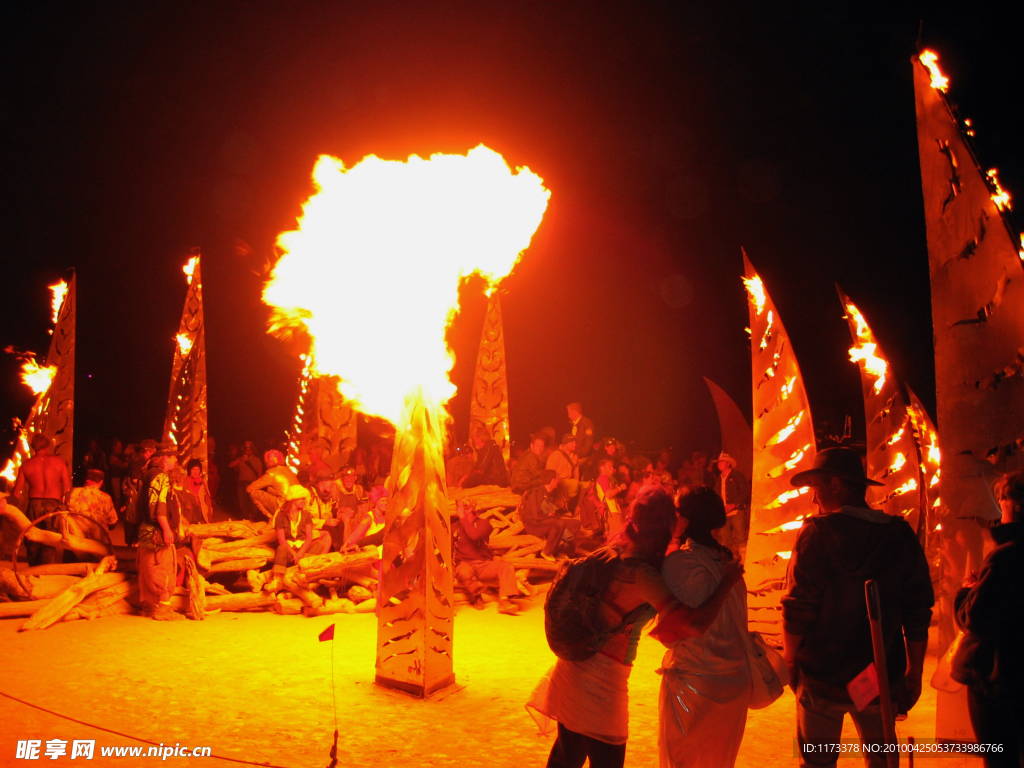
[547,723,625,768]
[796,686,887,768]
[524,517,582,557]
[968,687,1024,768]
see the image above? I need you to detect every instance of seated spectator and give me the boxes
[247,450,298,520]
[335,466,366,515]
[462,428,510,489]
[181,459,214,524]
[446,444,476,489]
[546,434,580,507]
[306,444,333,480]
[521,470,581,561]
[308,471,337,526]
[344,485,388,552]
[511,434,547,494]
[454,499,521,614]
[266,485,328,592]
[67,469,118,543]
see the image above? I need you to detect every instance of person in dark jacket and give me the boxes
[510,435,546,494]
[453,498,521,614]
[521,470,581,561]
[952,469,1024,767]
[461,428,510,489]
[567,402,596,460]
[781,448,934,768]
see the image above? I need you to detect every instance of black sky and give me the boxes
[1,1,1021,464]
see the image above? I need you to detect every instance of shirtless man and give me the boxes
[13,433,71,565]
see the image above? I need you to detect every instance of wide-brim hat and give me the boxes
[790,447,883,487]
[717,452,737,468]
[561,433,577,446]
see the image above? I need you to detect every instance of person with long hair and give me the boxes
[659,486,751,767]
[528,486,743,768]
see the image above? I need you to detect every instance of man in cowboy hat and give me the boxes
[781,447,933,767]
[711,452,750,561]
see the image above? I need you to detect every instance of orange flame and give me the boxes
[759,311,773,351]
[987,169,1012,212]
[0,459,16,483]
[887,420,907,446]
[262,145,550,426]
[766,412,803,447]
[890,452,906,473]
[183,255,199,285]
[889,478,918,498]
[776,550,792,560]
[176,333,194,357]
[767,443,812,479]
[743,275,767,317]
[765,486,809,510]
[845,302,887,394]
[919,50,949,93]
[20,355,56,396]
[49,280,68,325]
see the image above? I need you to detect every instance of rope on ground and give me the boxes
[0,688,296,767]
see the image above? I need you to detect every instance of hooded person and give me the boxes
[781,448,934,768]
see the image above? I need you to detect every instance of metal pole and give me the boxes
[865,579,899,767]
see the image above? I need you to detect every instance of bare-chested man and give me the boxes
[12,433,71,565]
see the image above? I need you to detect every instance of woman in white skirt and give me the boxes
[528,487,743,768]
[659,486,752,768]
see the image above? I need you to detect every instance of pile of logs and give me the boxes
[0,484,557,629]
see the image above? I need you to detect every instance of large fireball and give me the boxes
[263,145,550,427]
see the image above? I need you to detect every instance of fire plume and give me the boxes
[845,302,888,394]
[183,255,199,285]
[743,275,767,317]
[919,50,949,93]
[263,145,550,426]
[20,355,56,396]
[49,280,68,325]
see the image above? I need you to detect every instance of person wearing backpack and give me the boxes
[527,486,743,768]
[136,445,186,621]
[659,486,751,768]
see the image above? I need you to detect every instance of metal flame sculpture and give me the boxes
[263,146,549,696]
[703,377,753,484]
[743,252,817,641]
[2,276,76,483]
[163,251,208,471]
[468,293,510,463]
[913,50,1024,495]
[837,287,925,534]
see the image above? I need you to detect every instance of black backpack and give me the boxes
[544,548,648,661]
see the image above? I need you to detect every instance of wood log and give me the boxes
[169,591,275,613]
[202,579,230,596]
[0,598,51,618]
[502,542,544,560]
[80,578,137,606]
[0,505,110,559]
[296,549,377,583]
[0,570,80,599]
[206,558,267,574]
[282,573,323,609]
[274,597,305,615]
[489,534,543,550]
[187,520,268,539]
[302,597,355,617]
[208,546,275,564]
[207,530,277,550]
[64,598,136,622]
[501,556,560,572]
[20,557,119,630]
[354,597,377,613]
[21,563,95,577]
[185,557,205,620]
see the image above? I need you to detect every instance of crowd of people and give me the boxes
[3,400,1021,768]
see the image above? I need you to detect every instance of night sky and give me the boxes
[2,1,1021,466]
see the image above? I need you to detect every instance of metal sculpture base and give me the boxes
[375,395,455,698]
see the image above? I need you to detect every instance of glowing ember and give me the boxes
[743,275,767,317]
[927,444,940,466]
[765,486,809,510]
[263,146,550,426]
[766,412,803,447]
[176,333,194,357]
[183,255,199,285]
[986,169,1012,212]
[0,459,16,483]
[20,355,56,396]
[890,478,918,497]
[930,472,940,487]
[49,280,68,325]
[919,50,949,93]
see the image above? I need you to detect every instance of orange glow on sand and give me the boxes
[919,50,949,93]
[49,280,68,325]
[263,145,550,426]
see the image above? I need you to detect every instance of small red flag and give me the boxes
[319,623,335,642]
[846,662,880,712]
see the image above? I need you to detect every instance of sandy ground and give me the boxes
[0,590,985,768]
